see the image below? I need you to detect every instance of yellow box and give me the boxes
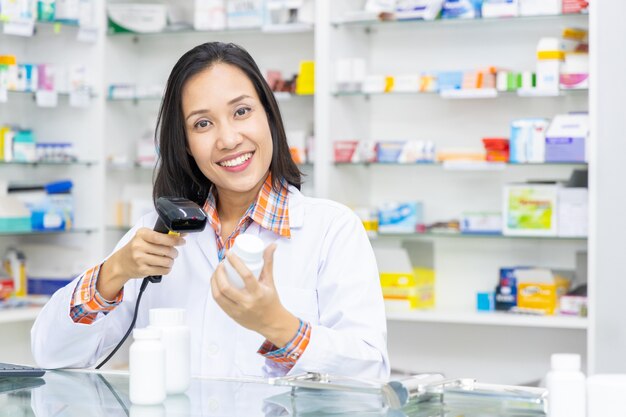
[296,60,315,95]
[517,274,570,315]
[380,268,435,310]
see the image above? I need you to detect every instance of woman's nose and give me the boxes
[216,121,243,150]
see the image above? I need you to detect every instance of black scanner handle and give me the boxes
[147,217,170,283]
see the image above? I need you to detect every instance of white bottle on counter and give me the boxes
[149,308,191,394]
[546,353,585,417]
[223,234,265,289]
[129,328,166,405]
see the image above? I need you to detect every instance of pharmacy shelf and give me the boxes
[0,160,97,167]
[0,20,80,37]
[335,162,587,170]
[5,89,97,101]
[0,307,43,324]
[334,12,587,29]
[386,309,588,329]
[107,91,311,103]
[107,23,313,37]
[0,228,97,237]
[371,232,586,242]
[334,88,588,100]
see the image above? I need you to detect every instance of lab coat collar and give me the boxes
[194,224,220,271]
[287,185,304,229]
[194,185,305,271]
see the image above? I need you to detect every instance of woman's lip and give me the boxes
[219,153,254,172]
[216,151,254,164]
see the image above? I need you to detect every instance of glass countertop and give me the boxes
[0,370,546,416]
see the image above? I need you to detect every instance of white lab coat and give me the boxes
[31,186,390,380]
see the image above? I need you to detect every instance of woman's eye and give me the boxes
[235,107,251,117]
[195,120,210,129]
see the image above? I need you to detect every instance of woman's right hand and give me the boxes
[96,228,186,300]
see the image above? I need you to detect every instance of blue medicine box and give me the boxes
[378,202,423,234]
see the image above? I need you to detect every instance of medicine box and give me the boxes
[380,268,435,311]
[545,113,588,163]
[515,268,570,315]
[503,184,558,236]
[378,201,423,234]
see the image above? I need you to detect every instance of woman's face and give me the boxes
[182,63,273,197]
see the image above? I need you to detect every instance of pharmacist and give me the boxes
[31,42,390,379]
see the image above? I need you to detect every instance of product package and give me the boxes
[516,268,570,315]
[395,0,445,20]
[518,0,561,15]
[558,187,588,237]
[461,212,502,234]
[481,0,518,17]
[509,118,549,163]
[226,0,263,29]
[545,113,588,163]
[503,184,558,236]
[193,0,227,30]
[442,0,483,19]
[378,201,423,234]
[380,269,435,311]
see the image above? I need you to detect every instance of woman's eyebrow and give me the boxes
[227,94,252,105]
[185,95,253,121]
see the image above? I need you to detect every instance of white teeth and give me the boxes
[219,152,252,168]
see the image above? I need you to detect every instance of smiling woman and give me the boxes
[31,42,390,381]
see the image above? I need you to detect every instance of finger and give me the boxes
[225,251,260,292]
[143,230,186,247]
[211,264,242,312]
[144,253,175,269]
[143,266,171,277]
[214,262,246,304]
[144,243,178,259]
[259,243,277,285]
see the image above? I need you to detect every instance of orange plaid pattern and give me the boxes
[69,263,123,324]
[203,174,291,262]
[258,320,311,367]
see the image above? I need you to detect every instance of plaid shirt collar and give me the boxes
[203,174,292,244]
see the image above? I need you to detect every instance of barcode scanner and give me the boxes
[147,197,208,283]
[96,197,207,369]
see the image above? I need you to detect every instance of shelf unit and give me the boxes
[386,309,588,330]
[2,1,626,380]
[314,1,593,384]
[0,307,43,324]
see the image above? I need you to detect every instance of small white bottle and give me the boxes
[223,234,265,289]
[546,353,586,417]
[148,308,191,395]
[129,328,166,405]
[536,37,564,95]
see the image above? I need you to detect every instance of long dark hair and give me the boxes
[153,42,302,206]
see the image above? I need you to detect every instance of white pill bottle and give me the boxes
[148,308,191,395]
[546,353,585,417]
[223,234,265,288]
[129,328,166,405]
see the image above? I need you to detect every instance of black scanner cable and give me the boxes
[95,197,207,370]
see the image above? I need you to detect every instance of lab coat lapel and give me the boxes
[194,225,220,272]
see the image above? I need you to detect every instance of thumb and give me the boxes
[260,243,277,285]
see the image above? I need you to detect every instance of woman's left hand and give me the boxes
[211,243,301,347]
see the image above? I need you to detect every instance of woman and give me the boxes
[31,42,389,380]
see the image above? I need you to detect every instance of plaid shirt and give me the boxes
[70,174,310,369]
